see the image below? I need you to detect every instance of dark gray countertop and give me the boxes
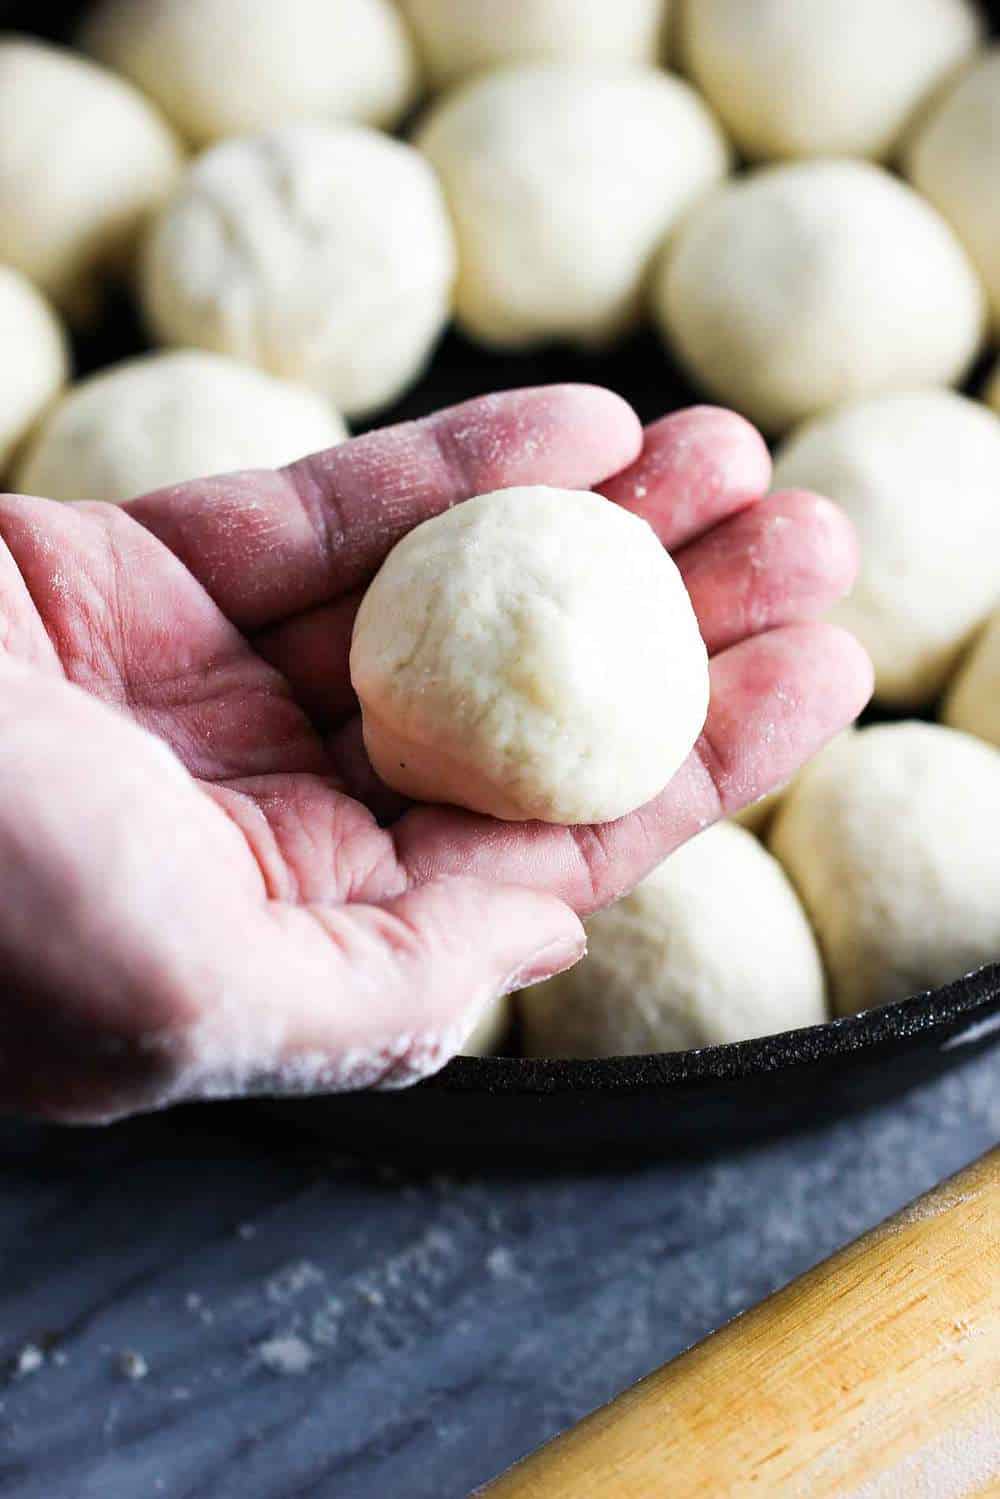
[0,1050,997,1498]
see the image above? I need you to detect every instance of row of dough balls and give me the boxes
[0,39,719,427]
[735,388,1000,828]
[10,350,347,504]
[2,22,998,430]
[76,0,984,162]
[141,57,1000,426]
[772,388,1000,711]
[82,0,674,138]
[512,721,1000,1060]
[157,57,1000,418]
[0,0,673,319]
[656,30,1000,431]
[0,236,351,502]
[136,64,728,416]
[0,35,455,422]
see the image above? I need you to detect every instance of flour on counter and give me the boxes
[13,1344,43,1377]
[486,1246,517,1279]
[266,1260,324,1304]
[257,1333,315,1376]
[185,1291,214,1325]
[118,1350,149,1380]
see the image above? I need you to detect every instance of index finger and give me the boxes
[126,385,642,633]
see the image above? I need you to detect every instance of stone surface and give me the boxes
[0,1052,997,1497]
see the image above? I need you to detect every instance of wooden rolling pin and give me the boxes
[483,1148,1000,1497]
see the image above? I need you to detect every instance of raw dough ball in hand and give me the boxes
[905,50,1000,332]
[519,822,827,1057]
[942,611,1000,749]
[680,0,981,162]
[654,160,984,432]
[0,268,69,477]
[769,723,1000,1016]
[13,351,346,505]
[349,486,710,825]
[399,0,669,88]
[0,38,180,322]
[142,125,456,420]
[81,0,418,145]
[417,64,728,348]
[773,390,1000,708]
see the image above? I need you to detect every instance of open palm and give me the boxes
[0,385,870,1121]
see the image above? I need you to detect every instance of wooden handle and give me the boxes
[484,1149,1000,1497]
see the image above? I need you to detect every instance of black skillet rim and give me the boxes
[412,963,1000,1096]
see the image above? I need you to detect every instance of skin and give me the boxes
[0,386,871,1122]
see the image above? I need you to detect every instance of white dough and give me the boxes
[0,38,181,322]
[773,390,1000,708]
[905,49,1000,332]
[680,0,981,161]
[349,486,710,825]
[81,0,418,146]
[142,125,456,419]
[519,822,827,1057]
[400,0,669,88]
[13,350,346,505]
[942,610,1000,750]
[769,723,1000,1016]
[417,64,728,348]
[0,268,69,478]
[654,160,985,432]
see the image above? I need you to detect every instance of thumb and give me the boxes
[167,877,586,1106]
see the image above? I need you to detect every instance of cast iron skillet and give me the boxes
[8,0,1000,1158]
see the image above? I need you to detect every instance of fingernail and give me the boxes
[502,934,587,995]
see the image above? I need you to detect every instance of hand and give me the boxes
[0,386,870,1121]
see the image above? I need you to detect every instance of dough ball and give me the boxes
[772,390,1000,708]
[769,723,1000,1016]
[142,125,455,419]
[680,0,981,162]
[942,610,1000,749]
[519,822,827,1057]
[400,0,669,89]
[0,268,69,477]
[905,50,1000,332]
[654,160,985,432]
[349,486,709,825]
[417,64,728,348]
[13,350,346,506]
[0,38,181,322]
[81,0,418,146]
